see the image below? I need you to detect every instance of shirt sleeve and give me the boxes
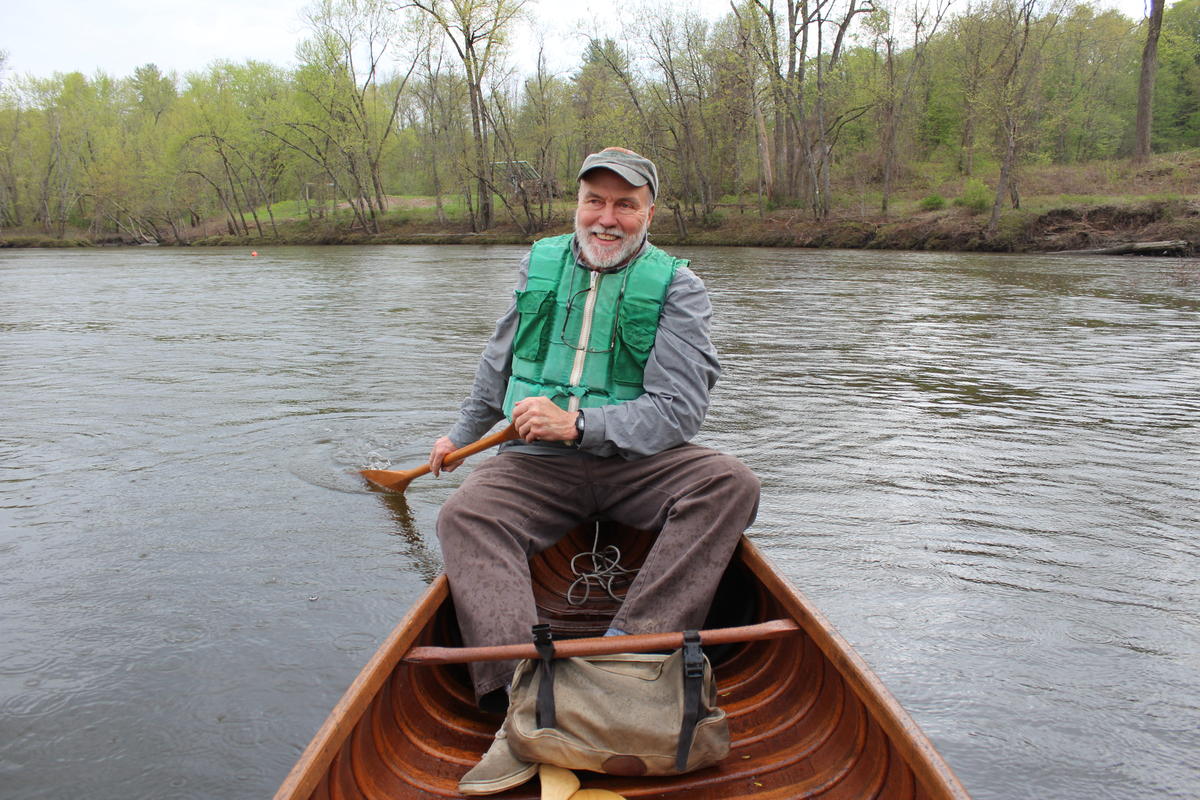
[578,264,721,459]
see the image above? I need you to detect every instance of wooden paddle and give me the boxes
[539,765,579,800]
[360,423,520,493]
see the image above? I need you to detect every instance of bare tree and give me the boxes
[276,0,426,233]
[868,0,950,215]
[409,0,526,231]
[411,25,463,226]
[985,0,1064,236]
[734,0,873,218]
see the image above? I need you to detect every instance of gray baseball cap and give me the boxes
[577,148,659,199]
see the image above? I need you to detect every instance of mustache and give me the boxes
[585,225,625,239]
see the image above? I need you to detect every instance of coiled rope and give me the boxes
[566,524,638,606]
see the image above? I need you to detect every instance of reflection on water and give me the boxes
[1,245,1197,799]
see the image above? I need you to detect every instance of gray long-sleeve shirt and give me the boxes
[446,238,720,460]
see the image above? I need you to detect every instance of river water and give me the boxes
[1,244,1197,799]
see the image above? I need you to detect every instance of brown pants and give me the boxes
[436,443,761,701]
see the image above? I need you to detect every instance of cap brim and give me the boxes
[578,163,650,189]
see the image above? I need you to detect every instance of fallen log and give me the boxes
[1057,239,1191,256]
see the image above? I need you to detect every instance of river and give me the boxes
[1,244,1197,799]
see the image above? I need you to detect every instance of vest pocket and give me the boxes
[612,316,656,386]
[512,289,555,362]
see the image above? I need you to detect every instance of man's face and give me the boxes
[574,170,656,269]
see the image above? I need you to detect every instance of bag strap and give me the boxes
[532,623,556,729]
[675,629,705,771]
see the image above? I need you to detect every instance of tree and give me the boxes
[410,0,527,231]
[22,72,117,237]
[131,63,178,125]
[0,50,22,229]
[1039,6,1137,162]
[509,47,573,231]
[641,7,717,217]
[863,0,949,215]
[1,0,1192,241]
[945,8,992,175]
[1133,0,1166,162]
[269,0,425,233]
[1128,0,1166,163]
[977,0,1065,236]
[1154,0,1200,149]
[734,0,876,217]
[412,27,462,225]
[573,38,646,158]
[180,61,295,237]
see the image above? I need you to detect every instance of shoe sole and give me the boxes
[458,762,538,796]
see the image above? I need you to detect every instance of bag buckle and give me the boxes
[532,623,554,656]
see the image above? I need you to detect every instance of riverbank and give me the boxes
[7,198,1193,255]
[4,154,1197,256]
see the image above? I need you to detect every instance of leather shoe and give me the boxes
[458,726,537,796]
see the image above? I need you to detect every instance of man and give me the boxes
[431,147,760,795]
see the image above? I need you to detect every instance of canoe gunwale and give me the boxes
[735,537,971,800]
[273,575,450,800]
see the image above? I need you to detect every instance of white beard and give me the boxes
[574,215,648,269]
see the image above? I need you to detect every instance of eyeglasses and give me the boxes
[558,267,631,353]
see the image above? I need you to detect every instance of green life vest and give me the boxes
[502,234,684,418]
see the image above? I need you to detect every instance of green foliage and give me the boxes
[920,194,947,211]
[1155,0,1200,150]
[956,179,992,214]
[0,0,1191,241]
[1034,6,1139,162]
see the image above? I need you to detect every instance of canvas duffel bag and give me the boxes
[503,627,730,776]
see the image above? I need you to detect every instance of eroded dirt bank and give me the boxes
[4,199,1197,256]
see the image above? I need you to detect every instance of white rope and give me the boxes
[565,524,638,606]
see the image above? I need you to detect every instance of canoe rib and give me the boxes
[275,531,971,800]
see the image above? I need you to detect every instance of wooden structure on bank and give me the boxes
[492,160,558,202]
[275,525,972,800]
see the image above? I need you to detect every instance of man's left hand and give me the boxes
[512,397,579,443]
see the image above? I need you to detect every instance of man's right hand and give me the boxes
[429,436,460,477]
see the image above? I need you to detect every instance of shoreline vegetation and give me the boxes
[4,152,1196,256]
[4,0,1198,259]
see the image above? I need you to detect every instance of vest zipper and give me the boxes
[567,269,601,412]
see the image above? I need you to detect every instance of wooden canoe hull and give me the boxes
[276,526,970,800]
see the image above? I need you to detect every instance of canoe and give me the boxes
[275,523,971,800]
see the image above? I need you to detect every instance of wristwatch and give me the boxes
[574,411,585,443]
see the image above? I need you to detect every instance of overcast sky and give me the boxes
[2,0,1152,82]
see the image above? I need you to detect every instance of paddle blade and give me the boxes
[359,423,518,494]
[539,764,579,800]
[360,467,421,493]
[570,791,627,800]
